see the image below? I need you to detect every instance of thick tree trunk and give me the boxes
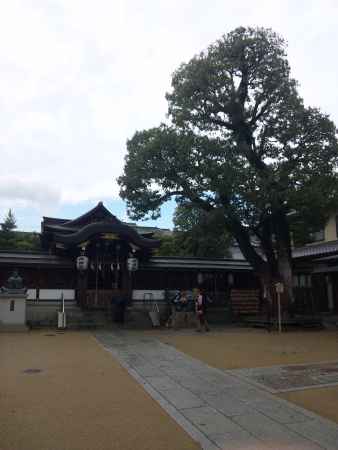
[277,252,294,315]
[274,209,294,315]
[226,209,294,318]
[229,126,295,317]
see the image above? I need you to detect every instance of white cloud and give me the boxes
[0,176,61,210]
[0,0,337,229]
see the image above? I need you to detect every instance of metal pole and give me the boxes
[95,253,99,306]
[277,291,282,333]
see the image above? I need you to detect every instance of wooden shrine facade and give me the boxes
[2,202,338,322]
[0,203,257,319]
[39,202,160,309]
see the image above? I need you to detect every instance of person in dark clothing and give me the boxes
[114,295,127,324]
[195,288,211,332]
[176,290,189,328]
[166,291,180,328]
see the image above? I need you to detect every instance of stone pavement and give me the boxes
[228,361,338,393]
[95,331,338,450]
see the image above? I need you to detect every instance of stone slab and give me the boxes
[181,406,245,435]
[159,386,206,410]
[228,361,338,393]
[95,331,338,450]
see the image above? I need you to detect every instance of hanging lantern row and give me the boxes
[88,262,121,271]
[76,256,139,272]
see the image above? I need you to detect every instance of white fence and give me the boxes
[132,290,165,301]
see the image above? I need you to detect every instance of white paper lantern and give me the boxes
[76,256,89,271]
[127,257,139,272]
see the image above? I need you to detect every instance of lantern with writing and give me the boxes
[76,255,89,272]
[127,256,139,272]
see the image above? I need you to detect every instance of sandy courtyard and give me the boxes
[154,328,338,369]
[0,331,200,450]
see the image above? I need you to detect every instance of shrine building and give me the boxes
[2,202,338,328]
[0,202,256,326]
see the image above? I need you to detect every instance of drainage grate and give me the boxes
[22,368,43,374]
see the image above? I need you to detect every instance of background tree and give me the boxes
[0,209,40,250]
[155,204,231,257]
[1,209,17,233]
[119,27,338,310]
[154,233,179,257]
[175,204,231,257]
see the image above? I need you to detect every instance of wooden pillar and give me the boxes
[76,270,88,309]
[164,269,169,302]
[213,271,217,304]
[326,274,334,312]
[122,259,132,303]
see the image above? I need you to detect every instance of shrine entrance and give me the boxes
[76,235,131,310]
[40,202,159,311]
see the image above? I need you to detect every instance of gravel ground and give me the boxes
[0,330,200,450]
[280,387,338,425]
[154,328,338,369]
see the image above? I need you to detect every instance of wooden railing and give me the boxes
[230,289,260,316]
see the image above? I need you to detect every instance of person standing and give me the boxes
[195,288,210,332]
[179,290,189,327]
[114,294,127,325]
[166,291,180,328]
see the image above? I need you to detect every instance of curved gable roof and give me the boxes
[54,221,160,249]
[42,202,160,250]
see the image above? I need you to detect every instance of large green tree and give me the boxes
[119,27,338,309]
[156,204,231,257]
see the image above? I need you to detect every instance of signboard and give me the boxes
[101,233,119,240]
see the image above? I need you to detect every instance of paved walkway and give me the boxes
[96,331,338,450]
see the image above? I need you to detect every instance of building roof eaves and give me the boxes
[292,240,338,259]
[144,257,252,270]
[0,251,73,267]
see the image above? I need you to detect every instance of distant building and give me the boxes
[293,213,338,313]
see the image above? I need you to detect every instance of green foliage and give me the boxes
[0,209,41,250]
[1,209,17,232]
[155,205,231,257]
[174,204,231,257]
[119,27,338,282]
[0,231,41,251]
[154,234,180,256]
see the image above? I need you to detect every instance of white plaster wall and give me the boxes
[39,289,75,300]
[0,297,26,325]
[26,289,37,300]
[132,290,165,301]
[325,215,337,242]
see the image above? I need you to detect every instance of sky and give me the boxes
[1,0,338,231]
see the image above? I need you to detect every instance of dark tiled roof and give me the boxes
[41,202,160,249]
[54,221,160,249]
[0,251,74,267]
[292,240,338,259]
[144,257,251,271]
[0,251,251,271]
